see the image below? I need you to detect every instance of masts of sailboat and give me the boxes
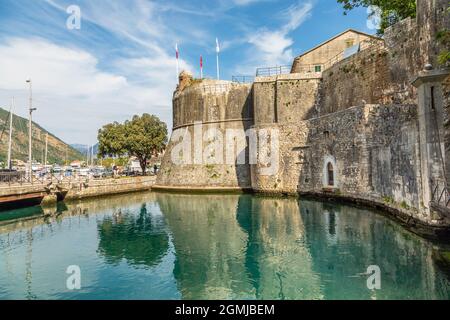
[7,98,14,170]
[44,133,48,166]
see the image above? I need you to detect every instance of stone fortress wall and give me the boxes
[156,0,450,234]
[157,79,253,189]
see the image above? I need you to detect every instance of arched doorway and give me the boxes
[327,162,334,186]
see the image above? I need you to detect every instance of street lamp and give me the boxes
[26,78,36,182]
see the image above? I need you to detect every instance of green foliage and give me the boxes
[382,195,394,204]
[98,122,127,157]
[97,114,168,173]
[436,29,450,66]
[101,157,129,168]
[337,0,416,34]
[400,201,410,210]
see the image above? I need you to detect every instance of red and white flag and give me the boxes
[200,55,203,79]
[215,38,220,80]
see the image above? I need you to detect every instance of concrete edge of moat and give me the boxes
[0,176,156,211]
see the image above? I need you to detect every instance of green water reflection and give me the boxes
[0,192,448,300]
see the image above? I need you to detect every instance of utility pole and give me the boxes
[7,97,14,170]
[26,78,36,182]
[91,145,94,166]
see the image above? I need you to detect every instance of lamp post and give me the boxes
[26,78,36,182]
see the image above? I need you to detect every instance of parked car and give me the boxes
[78,168,90,177]
[92,168,107,178]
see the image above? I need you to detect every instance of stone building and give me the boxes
[156,0,450,237]
[291,29,382,74]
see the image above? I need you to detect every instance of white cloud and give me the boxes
[244,1,313,68]
[0,38,190,145]
[232,0,263,5]
[0,38,127,95]
[0,0,199,145]
[248,30,294,65]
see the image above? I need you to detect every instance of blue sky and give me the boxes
[0,0,373,145]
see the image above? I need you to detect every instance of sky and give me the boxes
[0,0,373,145]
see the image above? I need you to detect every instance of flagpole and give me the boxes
[216,54,220,80]
[175,43,179,82]
[216,38,220,80]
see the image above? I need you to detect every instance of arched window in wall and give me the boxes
[327,162,334,186]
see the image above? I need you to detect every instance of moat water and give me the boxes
[0,192,449,300]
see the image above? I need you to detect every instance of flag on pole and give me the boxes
[200,55,203,79]
[215,38,220,80]
[175,43,179,59]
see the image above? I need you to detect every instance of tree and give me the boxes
[97,204,169,267]
[98,114,168,175]
[98,122,127,157]
[337,0,416,34]
[436,23,450,66]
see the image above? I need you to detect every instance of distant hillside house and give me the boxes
[70,160,82,168]
[291,29,383,74]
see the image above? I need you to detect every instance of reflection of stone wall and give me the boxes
[156,193,254,299]
[243,197,322,299]
[299,200,448,299]
[157,193,323,299]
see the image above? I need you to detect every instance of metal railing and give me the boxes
[231,75,255,84]
[255,65,291,77]
[0,171,27,185]
[322,38,386,71]
[200,84,231,94]
[181,83,232,95]
[0,171,102,187]
[291,64,324,74]
[430,178,450,208]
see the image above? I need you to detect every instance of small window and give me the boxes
[431,86,435,110]
[323,130,330,138]
[345,39,355,48]
[315,65,322,73]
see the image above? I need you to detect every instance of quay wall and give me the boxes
[0,176,156,210]
[63,176,156,201]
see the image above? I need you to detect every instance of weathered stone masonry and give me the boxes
[156,0,450,234]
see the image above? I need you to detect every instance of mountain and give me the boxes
[71,143,98,156]
[0,107,84,165]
